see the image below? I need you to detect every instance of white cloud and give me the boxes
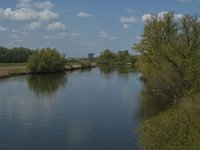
[142,12,184,22]
[157,11,168,19]
[99,31,118,40]
[174,13,184,20]
[17,0,33,8]
[99,31,108,38]
[0,26,7,31]
[17,0,54,10]
[119,16,137,24]
[142,14,153,22]
[26,22,42,30]
[119,16,137,30]
[70,33,82,38]
[0,8,58,21]
[77,12,92,17]
[47,22,66,31]
[123,24,130,30]
[32,1,54,10]
[38,9,59,21]
[0,0,58,21]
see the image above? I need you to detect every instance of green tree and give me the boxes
[97,49,137,65]
[28,48,66,73]
[0,46,33,63]
[134,12,200,100]
[97,49,116,64]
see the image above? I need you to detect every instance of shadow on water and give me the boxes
[27,73,67,95]
[136,86,172,121]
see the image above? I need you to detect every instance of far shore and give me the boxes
[0,63,97,79]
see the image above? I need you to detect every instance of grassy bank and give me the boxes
[139,94,200,150]
[0,63,28,78]
[0,63,97,79]
[0,63,27,67]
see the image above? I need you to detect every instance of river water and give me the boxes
[0,66,162,150]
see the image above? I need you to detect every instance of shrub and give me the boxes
[28,48,65,73]
[139,94,200,150]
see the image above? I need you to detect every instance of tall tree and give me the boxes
[134,12,200,100]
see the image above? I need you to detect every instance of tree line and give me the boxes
[0,46,34,63]
[97,49,137,65]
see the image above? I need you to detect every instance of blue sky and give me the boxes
[0,0,199,57]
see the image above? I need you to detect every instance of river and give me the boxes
[0,66,164,150]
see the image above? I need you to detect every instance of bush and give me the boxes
[139,94,200,150]
[28,48,65,73]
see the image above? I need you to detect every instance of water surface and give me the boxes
[0,66,147,150]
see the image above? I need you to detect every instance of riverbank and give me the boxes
[0,63,97,79]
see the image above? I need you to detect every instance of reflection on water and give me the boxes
[0,66,168,150]
[78,68,92,73]
[137,86,172,121]
[99,65,136,74]
[99,65,137,79]
[27,73,67,95]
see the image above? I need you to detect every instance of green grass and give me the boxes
[0,63,28,78]
[139,94,200,150]
[0,63,27,67]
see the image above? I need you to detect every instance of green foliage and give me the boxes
[28,48,65,73]
[0,46,33,63]
[139,94,200,150]
[137,12,200,150]
[134,13,200,100]
[97,49,116,64]
[97,49,137,65]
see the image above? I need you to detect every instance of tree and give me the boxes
[97,49,137,65]
[28,48,66,73]
[134,12,200,100]
[0,46,33,63]
[97,49,116,64]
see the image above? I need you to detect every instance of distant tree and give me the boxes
[97,49,117,64]
[28,48,66,73]
[97,49,137,65]
[0,46,33,63]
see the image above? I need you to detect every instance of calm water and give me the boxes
[0,66,159,150]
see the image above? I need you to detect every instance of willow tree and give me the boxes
[134,12,200,100]
[28,48,66,73]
